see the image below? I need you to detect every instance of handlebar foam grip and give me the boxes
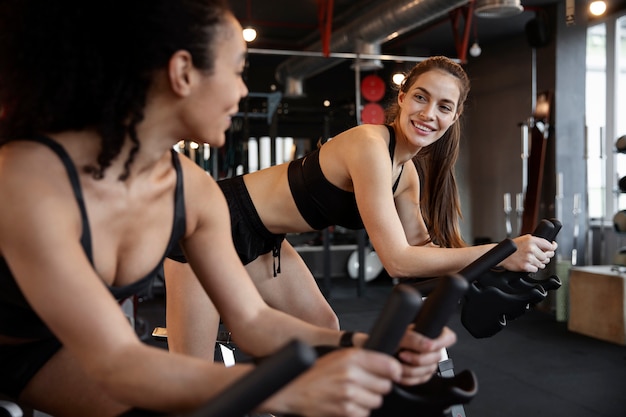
[458,239,517,283]
[548,218,562,239]
[406,278,439,296]
[185,339,316,417]
[363,284,423,355]
[412,274,468,339]
[532,219,556,240]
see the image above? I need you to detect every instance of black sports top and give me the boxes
[287,125,403,230]
[0,136,186,339]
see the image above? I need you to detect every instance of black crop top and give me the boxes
[287,125,403,230]
[0,136,186,339]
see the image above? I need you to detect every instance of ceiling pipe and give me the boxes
[350,40,384,71]
[275,0,469,98]
[249,48,460,62]
[474,0,523,18]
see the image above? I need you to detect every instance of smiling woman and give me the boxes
[163,55,557,363]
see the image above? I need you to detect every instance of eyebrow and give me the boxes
[415,86,456,107]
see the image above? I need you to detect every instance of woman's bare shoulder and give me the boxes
[0,142,84,253]
[333,124,389,141]
[326,125,390,155]
[0,140,73,196]
[178,156,228,228]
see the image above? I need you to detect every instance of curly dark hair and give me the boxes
[385,56,471,248]
[0,0,231,180]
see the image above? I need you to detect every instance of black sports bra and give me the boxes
[287,124,403,230]
[0,135,186,338]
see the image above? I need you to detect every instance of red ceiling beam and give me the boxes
[449,0,475,64]
[317,0,334,57]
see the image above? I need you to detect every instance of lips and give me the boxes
[411,120,435,133]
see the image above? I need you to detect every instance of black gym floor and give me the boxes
[138,276,626,417]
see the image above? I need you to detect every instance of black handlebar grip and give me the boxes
[406,278,439,296]
[412,274,468,339]
[458,239,517,283]
[185,339,316,417]
[532,219,555,240]
[363,284,424,355]
[548,218,562,239]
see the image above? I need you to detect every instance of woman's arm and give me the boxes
[164,258,220,360]
[333,127,555,279]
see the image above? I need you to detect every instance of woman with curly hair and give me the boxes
[0,1,455,416]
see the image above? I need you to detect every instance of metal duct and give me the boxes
[474,0,523,18]
[349,40,384,71]
[275,0,469,97]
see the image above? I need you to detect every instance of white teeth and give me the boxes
[412,121,433,132]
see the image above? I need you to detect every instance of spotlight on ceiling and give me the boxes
[392,72,405,86]
[242,26,257,42]
[589,1,607,16]
[475,0,524,18]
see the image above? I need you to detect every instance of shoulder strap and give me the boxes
[27,135,93,262]
[386,125,396,160]
[168,149,187,247]
[385,126,404,192]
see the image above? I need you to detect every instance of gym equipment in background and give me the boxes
[346,245,383,282]
[615,134,626,153]
[612,246,626,269]
[612,135,626,270]
[504,192,513,238]
[0,401,22,417]
[360,74,386,124]
[520,91,553,235]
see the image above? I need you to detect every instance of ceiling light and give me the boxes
[470,22,481,57]
[589,1,607,16]
[392,72,405,86]
[469,42,482,57]
[242,27,257,42]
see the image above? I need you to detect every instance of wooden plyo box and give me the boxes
[568,266,626,346]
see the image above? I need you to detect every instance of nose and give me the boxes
[419,104,435,119]
[239,78,249,99]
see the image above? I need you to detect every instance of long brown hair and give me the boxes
[385,56,470,248]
